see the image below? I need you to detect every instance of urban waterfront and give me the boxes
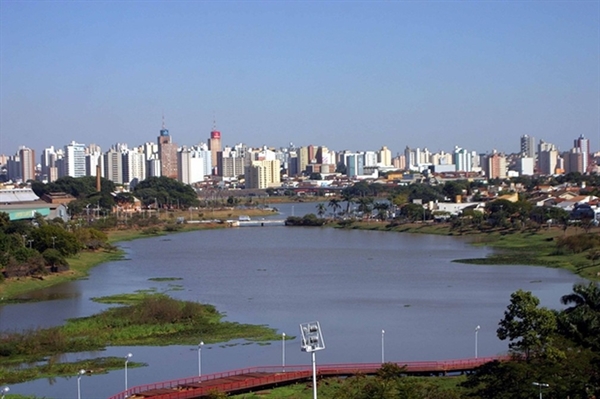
[1,204,586,398]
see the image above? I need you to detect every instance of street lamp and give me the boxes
[77,369,86,399]
[51,236,56,249]
[300,321,325,399]
[27,239,33,249]
[532,382,549,399]
[282,332,286,372]
[198,341,204,379]
[1,386,9,399]
[475,325,480,358]
[124,352,133,397]
[381,329,385,364]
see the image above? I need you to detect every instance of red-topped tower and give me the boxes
[208,121,222,175]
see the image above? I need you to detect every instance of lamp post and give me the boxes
[124,353,132,397]
[381,329,385,364]
[51,236,56,249]
[300,321,325,399]
[198,341,204,379]
[77,369,85,399]
[27,239,33,249]
[532,382,549,399]
[475,325,480,358]
[1,386,9,399]
[282,332,286,372]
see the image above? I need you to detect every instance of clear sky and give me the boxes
[1,1,599,158]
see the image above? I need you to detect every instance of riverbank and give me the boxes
[0,207,277,301]
[334,220,600,281]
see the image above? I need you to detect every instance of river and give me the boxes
[0,202,586,398]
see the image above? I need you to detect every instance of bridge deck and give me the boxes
[109,356,508,399]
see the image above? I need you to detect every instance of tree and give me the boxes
[497,290,557,360]
[315,203,326,218]
[328,198,342,218]
[355,197,374,217]
[373,202,390,221]
[399,203,425,222]
[341,190,355,215]
[559,282,600,351]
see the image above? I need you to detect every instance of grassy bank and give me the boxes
[230,375,466,399]
[333,220,600,281]
[0,292,281,384]
[0,206,276,301]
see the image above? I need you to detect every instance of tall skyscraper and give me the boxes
[157,119,178,179]
[64,141,86,178]
[520,135,536,158]
[104,147,123,184]
[574,134,590,172]
[208,124,222,175]
[18,146,35,182]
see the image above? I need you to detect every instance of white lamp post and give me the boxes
[198,341,204,379]
[77,369,85,399]
[300,321,325,399]
[124,352,133,397]
[282,332,286,372]
[532,382,549,399]
[381,329,385,364]
[1,386,9,399]
[475,325,480,358]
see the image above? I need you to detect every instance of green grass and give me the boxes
[229,375,467,399]
[148,277,183,282]
[0,293,281,384]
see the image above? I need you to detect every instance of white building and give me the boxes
[64,141,86,178]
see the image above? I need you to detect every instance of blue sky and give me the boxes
[1,1,598,158]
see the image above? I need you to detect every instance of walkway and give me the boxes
[107,356,508,399]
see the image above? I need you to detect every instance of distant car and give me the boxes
[238,215,251,221]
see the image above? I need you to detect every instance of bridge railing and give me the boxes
[107,356,510,399]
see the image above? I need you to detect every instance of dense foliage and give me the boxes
[133,176,200,208]
[0,212,109,279]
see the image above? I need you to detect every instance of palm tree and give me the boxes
[328,198,341,219]
[356,197,374,218]
[373,202,390,221]
[341,191,355,216]
[316,203,326,218]
[560,282,600,350]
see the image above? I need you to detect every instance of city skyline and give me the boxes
[1,2,599,155]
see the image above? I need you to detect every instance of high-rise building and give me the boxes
[208,125,222,175]
[123,148,146,183]
[344,153,365,177]
[484,151,507,179]
[563,149,584,174]
[378,146,392,167]
[520,135,536,158]
[157,119,178,179]
[18,146,35,182]
[574,134,590,172]
[104,148,123,184]
[297,147,310,176]
[178,146,210,184]
[64,141,86,178]
[453,146,473,172]
[40,146,56,180]
[245,159,281,189]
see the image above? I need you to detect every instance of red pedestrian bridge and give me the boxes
[107,356,508,399]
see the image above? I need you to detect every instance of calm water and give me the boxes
[0,202,585,398]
